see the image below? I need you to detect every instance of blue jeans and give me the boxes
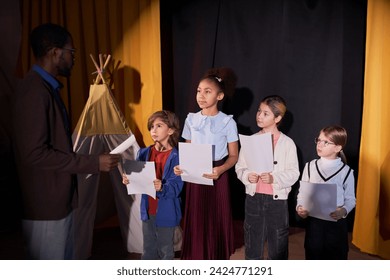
[244,193,289,260]
[22,211,74,260]
[142,215,175,260]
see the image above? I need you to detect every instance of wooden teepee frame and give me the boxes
[90,54,121,88]
[90,53,115,85]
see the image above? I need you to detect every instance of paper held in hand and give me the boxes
[110,134,136,154]
[123,160,156,199]
[298,181,337,222]
[85,135,137,179]
[239,132,274,173]
[178,142,213,186]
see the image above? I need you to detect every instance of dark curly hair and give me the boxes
[201,67,237,99]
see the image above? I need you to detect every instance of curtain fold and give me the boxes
[352,0,390,259]
[19,0,162,147]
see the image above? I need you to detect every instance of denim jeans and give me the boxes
[22,211,74,260]
[142,215,175,260]
[244,193,289,260]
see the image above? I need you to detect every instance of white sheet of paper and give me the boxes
[239,133,273,173]
[84,135,136,179]
[179,142,213,186]
[298,181,337,222]
[125,161,156,199]
[110,134,136,154]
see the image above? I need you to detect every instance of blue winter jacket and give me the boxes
[137,146,183,227]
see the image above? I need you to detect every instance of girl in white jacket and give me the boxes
[236,95,300,260]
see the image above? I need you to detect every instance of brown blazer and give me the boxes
[12,70,100,220]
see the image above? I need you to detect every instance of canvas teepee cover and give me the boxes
[72,54,143,258]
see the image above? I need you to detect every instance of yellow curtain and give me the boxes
[19,0,162,147]
[352,0,390,259]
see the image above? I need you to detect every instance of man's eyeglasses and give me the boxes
[314,137,335,147]
[62,47,76,55]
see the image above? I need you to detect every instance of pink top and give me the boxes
[255,132,280,195]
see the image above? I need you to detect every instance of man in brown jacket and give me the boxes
[12,23,120,259]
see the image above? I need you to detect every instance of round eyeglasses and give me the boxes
[314,137,335,147]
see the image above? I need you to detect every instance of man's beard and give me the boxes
[58,65,72,77]
[58,56,73,77]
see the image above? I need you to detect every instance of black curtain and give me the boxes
[0,1,22,233]
[161,0,367,226]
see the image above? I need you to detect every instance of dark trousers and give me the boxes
[304,216,349,260]
[244,193,289,260]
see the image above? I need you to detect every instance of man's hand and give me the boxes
[99,154,120,172]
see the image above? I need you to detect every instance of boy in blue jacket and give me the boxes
[123,110,183,259]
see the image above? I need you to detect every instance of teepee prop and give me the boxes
[72,54,143,258]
